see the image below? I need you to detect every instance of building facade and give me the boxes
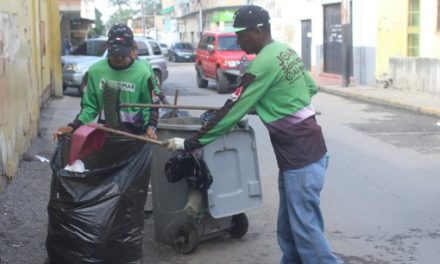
[173,0,253,47]
[259,0,440,90]
[378,0,440,95]
[157,0,440,90]
[59,0,96,50]
[252,0,377,86]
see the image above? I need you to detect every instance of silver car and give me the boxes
[61,36,168,93]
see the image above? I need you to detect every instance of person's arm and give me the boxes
[155,89,170,105]
[53,72,99,139]
[183,71,270,151]
[143,76,160,138]
[304,71,318,97]
[164,73,267,151]
[145,61,169,105]
[78,72,88,96]
[151,76,170,105]
[74,71,100,127]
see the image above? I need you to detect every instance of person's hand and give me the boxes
[53,126,73,141]
[146,127,157,139]
[162,137,185,152]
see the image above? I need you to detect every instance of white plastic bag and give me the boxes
[64,160,88,172]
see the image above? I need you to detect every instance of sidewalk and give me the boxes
[312,73,440,118]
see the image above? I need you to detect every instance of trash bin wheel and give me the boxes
[229,213,249,238]
[174,224,199,254]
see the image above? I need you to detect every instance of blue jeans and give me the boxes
[277,154,342,264]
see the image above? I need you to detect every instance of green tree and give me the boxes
[107,8,137,27]
[109,0,131,12]
[88,8,106,37]
[108,0,133,25]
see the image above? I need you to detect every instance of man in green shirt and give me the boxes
[164,5,342,264]
[54,24,159,139]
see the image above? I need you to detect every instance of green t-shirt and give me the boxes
[185,41,326,169]
[188,41,317,146]
[75,59,159,131]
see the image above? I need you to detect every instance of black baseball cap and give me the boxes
[107,24,134,56]
[232,5,270,32]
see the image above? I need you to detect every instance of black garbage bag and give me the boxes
[164,151,213,191]
[46,134,152,264]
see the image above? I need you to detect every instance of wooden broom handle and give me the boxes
[95,126,164,145]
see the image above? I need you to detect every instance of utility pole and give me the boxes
[141,1,146,36]
[198,0,203,37]
[341,0,351,87]
[153,0,158,40]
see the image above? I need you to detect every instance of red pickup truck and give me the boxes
[195,31,255,94]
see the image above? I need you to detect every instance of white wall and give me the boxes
[81,0,96,20]
[420,0,440,57]
[251,0,378,83]
[351,0,377,47]
[351,0,378,84]
[253,0,320,67]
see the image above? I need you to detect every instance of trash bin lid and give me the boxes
[203,128,262,218]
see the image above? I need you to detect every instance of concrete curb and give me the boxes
[319,86,440,118]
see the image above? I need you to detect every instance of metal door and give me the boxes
[301,20,312,71]
[323,3,342,74]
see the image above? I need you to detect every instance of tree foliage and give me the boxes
[108,0,131,11]
[106,0,162,29]
[107,0,135,27]
[107,8,137,27]
[88,8,106,38]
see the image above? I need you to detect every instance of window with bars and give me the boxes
[408,0,420,56]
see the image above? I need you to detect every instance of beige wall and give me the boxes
[0,0,62,190]
[375,0,408,76]
[376,0,440,76]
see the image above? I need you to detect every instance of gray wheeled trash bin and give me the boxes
[151,117,262,254]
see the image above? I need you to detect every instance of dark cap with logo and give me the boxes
[232,5,270,32]
[107,24,134,56]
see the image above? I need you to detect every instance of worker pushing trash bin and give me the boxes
[47,21,261,261]
[49,99,262,259]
